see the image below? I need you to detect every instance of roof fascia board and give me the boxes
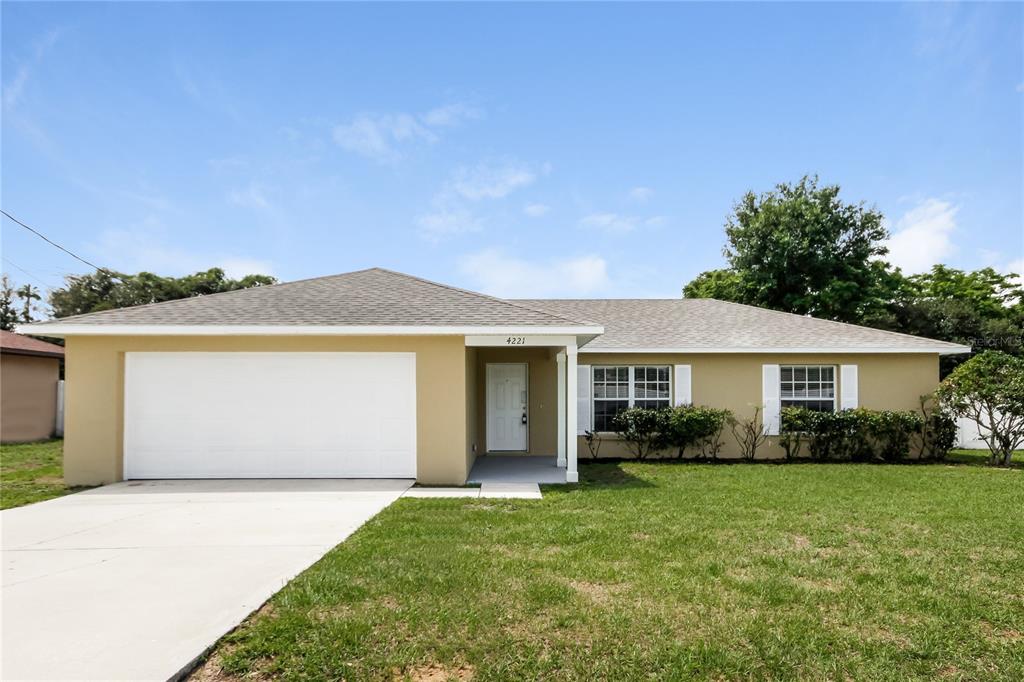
[578,346,972,356]
[15,324,605,338]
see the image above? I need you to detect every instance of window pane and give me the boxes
[822,367,834,380]
[794,367,806,381]
[594,400,629,431]
[808,367,820,381]
[658,367,669,381]
[781,367,793,381]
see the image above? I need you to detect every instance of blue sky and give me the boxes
[2,2,1022,301]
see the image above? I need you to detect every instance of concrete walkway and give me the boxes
[1,479,410,681]
[403,481,542,499]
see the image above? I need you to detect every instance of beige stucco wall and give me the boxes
[63,335,468,486]
[1,354,60,443]
[465,347,478,473]
[576,353,941,459]
[474,347,559,456]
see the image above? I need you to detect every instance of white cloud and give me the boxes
[332,102,482,163]
[883,199,959,273]
[421,102,483,127]
[580,213,638,232]
[416,160,543,242]
[628,186,654,202]
[450,162,536,200]
[227,183,271,209]
[3,28,63,110]
[332,113,434,163]
[91,220,273,278]
[458,249,610,298]
[416,206,481,243]
[217,257,275,279]
[523,203,550,218]
[1003,258,1024,288]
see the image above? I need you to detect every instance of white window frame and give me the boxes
[592,365,672,432]
[780,364,836,412]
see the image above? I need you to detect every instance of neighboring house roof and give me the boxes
[20,268,599,333]
[516,298,970,354]
[0,330,65,358]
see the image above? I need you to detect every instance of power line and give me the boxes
[1,209,109,273]
[1,256,60,291]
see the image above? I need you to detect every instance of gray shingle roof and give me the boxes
[30,268,595,328]
[21,268,970,353]
[516,298,970,353]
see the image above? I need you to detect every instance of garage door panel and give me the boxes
[124,352,416,479]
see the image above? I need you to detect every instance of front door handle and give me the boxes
[521,413,528,425]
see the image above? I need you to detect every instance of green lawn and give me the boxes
[197,459,1024,681]
[0,439,87,509]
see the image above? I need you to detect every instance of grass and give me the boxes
[199,458,1024,681]
[0,439,86,509]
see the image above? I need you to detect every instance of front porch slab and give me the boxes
[468,455,565,484]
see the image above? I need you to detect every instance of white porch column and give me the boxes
[565,343,579,483]
[556,351,567,467]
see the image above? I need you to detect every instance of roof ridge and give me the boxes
[515,298,685,302]
[371,268,599,327]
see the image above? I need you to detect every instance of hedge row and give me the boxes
[589,401,956,462]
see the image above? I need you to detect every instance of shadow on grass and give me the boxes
[575,461,656,490]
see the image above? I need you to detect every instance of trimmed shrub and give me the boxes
[779,407,924,462]
[664,405,732,460]
[611,407,671,460]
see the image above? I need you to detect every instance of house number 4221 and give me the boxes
[506,336,526,345]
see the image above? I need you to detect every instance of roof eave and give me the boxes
[577,345,973,356]
[15,323,605,338]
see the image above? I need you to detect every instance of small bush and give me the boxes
[729,406,771,461]
[664,405,732,460]
[583,430,603,459]
[611,407,671,460]
[917,395,957,461]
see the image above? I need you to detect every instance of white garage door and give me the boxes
[123,352,417,479]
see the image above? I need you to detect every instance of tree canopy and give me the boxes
[49,268,276,318]
[683,176,1022,374]
[694,175,894,324]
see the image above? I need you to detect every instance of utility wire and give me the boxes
[1,209,109,273]
[1,256,59,291]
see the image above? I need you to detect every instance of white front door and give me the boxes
[486,363,528,452]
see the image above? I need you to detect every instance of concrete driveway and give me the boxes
[1,479,411,681]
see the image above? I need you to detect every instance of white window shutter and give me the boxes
[840,365,858,410]
[762,364,781,435]
[577,364,591,435]
[674,365,692,406]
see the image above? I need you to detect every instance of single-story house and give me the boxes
[19,268,970,485]
[1,330,65,443]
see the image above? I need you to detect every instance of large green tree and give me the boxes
[879,265,1023,375]
[685,175,895,323]
[49,268,276,318]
